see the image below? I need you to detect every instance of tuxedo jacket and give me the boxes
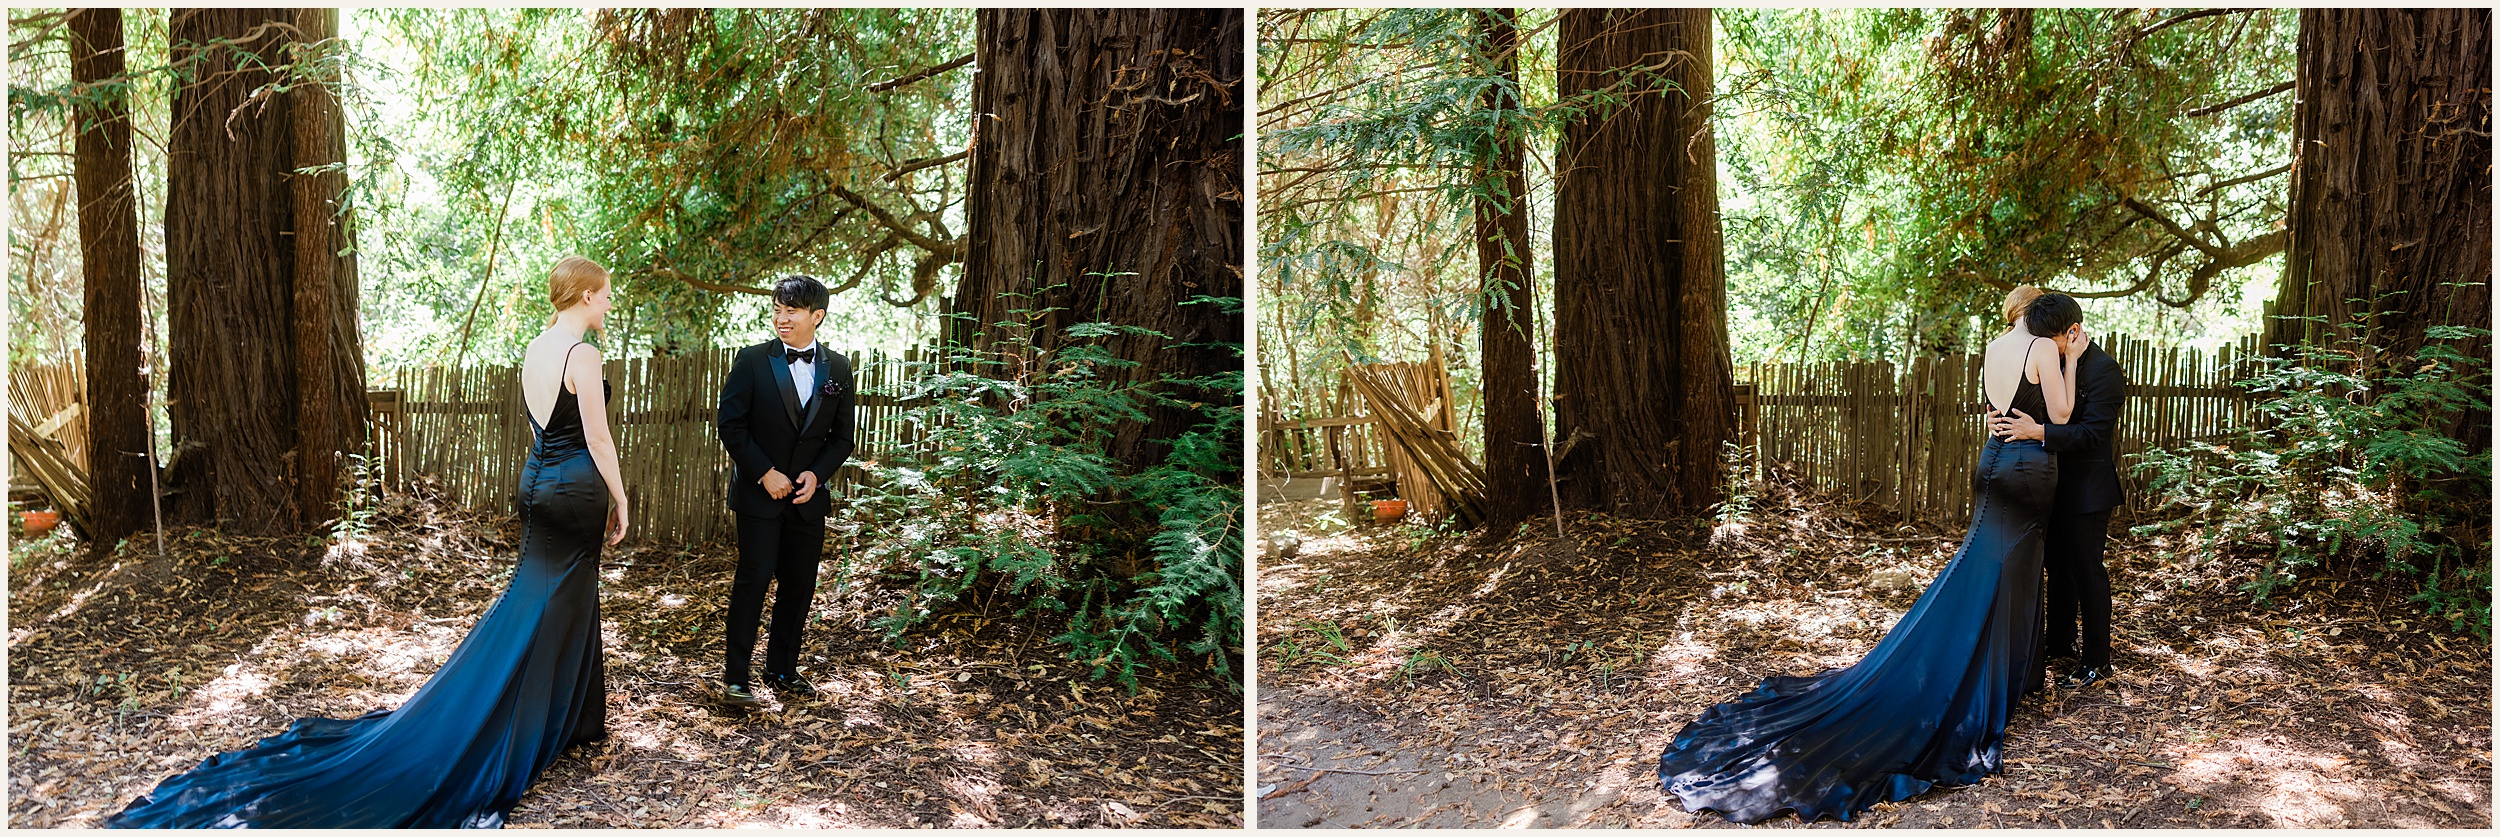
[717,339,856,519]
[2042,343,2127,517]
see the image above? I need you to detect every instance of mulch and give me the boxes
[1253,470,2492,828]
[7,485,1242,828]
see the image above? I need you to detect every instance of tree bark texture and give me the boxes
[957,9,1245,475]
[288,7,369,528]
[72,8,150,545]
[2268,10,2491,381]
[167,8,360,535]
[1550,8,1736,518]
[1473,8,1547,532]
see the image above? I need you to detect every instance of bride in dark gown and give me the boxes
[107,256,631,828]
[1656,288,2089,824]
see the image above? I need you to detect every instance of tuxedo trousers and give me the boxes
[2043,508,2114,668]
[727,511,826,685]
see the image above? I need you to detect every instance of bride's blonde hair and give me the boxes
[1999,285,2043,325]
[549,256,609,311]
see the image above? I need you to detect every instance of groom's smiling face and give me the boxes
[773,302,827,349]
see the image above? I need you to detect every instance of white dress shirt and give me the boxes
[783,341,817,408]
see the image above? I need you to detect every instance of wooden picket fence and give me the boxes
[372,346,939,544]
[1750,332,2262,522]
[1258,332,2261,527]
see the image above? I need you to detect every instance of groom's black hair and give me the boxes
[773,275,829,312]
[2024,292,2083,338]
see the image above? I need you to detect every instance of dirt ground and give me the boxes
[7,485,1242,828]
[1253,476,2492,828]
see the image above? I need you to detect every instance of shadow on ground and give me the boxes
[8,486,1242,828]
[1253,473,2491,828]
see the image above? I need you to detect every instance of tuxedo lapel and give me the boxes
[799,353,826,430]
[770,345,804,430]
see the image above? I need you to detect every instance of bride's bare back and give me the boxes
[521,332,587,428]
[1981,329,2045,412]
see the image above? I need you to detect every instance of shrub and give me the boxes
[2132,325,2491,638]
[839,296,1243,691]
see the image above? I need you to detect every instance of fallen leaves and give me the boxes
[10,485,1243,828]
[1254,467,2491,829]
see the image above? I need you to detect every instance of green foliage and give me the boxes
[1716,8,2298,364]
[840,297,1244,692]
[2132,325,2492,637]
[350,8,968,363]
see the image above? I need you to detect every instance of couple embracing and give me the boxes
[107,264,856,827]
[1656,286,2127,824]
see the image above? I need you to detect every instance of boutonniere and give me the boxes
[818,374,848,398]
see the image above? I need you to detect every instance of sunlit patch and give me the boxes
[195,665,274,718]
[42,564,126,624]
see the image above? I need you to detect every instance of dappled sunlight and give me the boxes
[1259,470,2488,828]
[14,489,1240,829]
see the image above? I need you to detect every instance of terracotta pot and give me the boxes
[1371,499,1408,524]
[21,510,60,537]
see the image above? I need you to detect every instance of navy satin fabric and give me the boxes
[1657,434,2056,824]
[107,384,611,828]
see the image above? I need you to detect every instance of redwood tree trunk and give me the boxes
[166,9,302,534]
[1550,8,1735,518]
[288,7,369,528]
[2267,9,2491,400]
[72,8,149,546]
[1473,8,1547,532]
[956,9,1245,475]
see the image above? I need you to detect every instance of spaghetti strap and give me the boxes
[560,341,591,394]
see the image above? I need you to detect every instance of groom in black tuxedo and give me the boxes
[715,275,855,708]
[1990,292,2127,690]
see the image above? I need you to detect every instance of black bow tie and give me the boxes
[784,347,814,363]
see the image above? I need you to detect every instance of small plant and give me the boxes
[1395,649,1459,686]
[2133,323,2491,638]
[1709,440,1760,546]
[329,452,386,546]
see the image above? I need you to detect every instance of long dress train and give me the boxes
[106,380,612,828]
[1655,375,2058,823]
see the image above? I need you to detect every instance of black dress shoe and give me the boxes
[761,671,817,699]
[721,682,764,709]
[2059,665,2110,690]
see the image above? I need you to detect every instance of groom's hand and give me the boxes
[791,471,820,505]
[1990,408,2045,442]
[761,468,793,499]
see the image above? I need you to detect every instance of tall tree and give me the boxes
[1549,9,1735,518]
[71,8,149,546]
[165,8,367,535]
[1471,8,1546,532]
[956,9,1245,475]
[287,8,368,528]
[2266,9,2491,396]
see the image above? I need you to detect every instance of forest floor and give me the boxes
[1253,473,2491,828]
[6,485,1242,828]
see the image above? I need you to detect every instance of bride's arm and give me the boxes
[570,346,630,543]
[2033,337,2076,424]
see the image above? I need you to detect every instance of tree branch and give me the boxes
[880,149,968,183]
[2194,162,2291,197]
[651,265,770,296]
[2119,195,2226,258]
[2133,8,2258,42]
[828,233,900,294]
[866,53,972,93]
[2185,80,2293,118]
[831,185,956,255]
